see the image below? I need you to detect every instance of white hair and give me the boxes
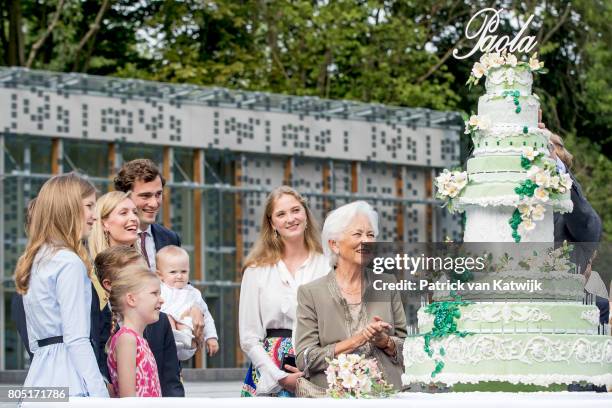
[321,200,379,267]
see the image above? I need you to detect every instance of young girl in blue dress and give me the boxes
[14,173,108,397]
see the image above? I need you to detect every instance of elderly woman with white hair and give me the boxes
[294,201,407,394]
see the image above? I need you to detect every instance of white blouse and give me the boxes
[239,253,330,395]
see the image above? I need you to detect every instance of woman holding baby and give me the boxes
[89,191,184,396]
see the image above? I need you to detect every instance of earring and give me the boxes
[304,220,308,230]
[103,230,110,245]
[274,229,279,238]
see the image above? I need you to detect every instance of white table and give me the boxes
[25,392,612,408]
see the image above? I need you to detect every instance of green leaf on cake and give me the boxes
[514,179,537,198]
[509,208,523,243]
[521,157,532,170]
[421,295,473,378]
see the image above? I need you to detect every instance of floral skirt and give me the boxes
[240,336,295,397]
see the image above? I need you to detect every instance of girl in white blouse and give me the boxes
[14,173,108,397]
[239,186,329,397]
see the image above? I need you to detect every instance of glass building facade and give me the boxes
[0,67,462,371]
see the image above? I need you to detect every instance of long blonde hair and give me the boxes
[88,191,133,261]
[106,264,158,343]
[14,173,96,294]
[549,133,573,169]
[243,186,322,271]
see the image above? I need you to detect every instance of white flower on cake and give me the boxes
[534,187,549,202]
[468,114,479,127]
[521,146,540,161]
[435,170,452,187]
[556,173,572,194]
[534,170,552,188]
[560,173,573,190]
[489,52,505,68]
[518,203,532,217]
[529,52,544,71]
[446,184,459,198]
[517,202,545,233]
[472,62,487,79]
[467,51,546,88]
[479,53,493,70]
[464,114,490,134]
[514,144,570,241]
[505,53,518,67]
[435,170,468,211]
[550,175,560,189]
[526,165,541,180]
[531,204,546,221]
[453,171,468,189]
[521,218,536,231]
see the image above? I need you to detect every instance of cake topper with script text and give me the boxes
[453,8,538,60]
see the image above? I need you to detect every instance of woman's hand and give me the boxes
[538,108,546,129]
[334,316,392,356]
[183,306,205,345]
[206,338,219,356]
[364,316,392,348]
[278,365,303,394]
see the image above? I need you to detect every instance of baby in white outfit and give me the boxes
[156,245,219,361]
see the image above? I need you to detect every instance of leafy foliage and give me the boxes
[2,0,609,237]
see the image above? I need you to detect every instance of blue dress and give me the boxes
[22,246,108,397]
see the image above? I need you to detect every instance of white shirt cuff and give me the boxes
[256,367,288,395]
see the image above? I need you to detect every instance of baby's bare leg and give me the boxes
[167,314,177,330]
[176,321,190,332]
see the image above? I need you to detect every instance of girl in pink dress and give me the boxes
[106,263,163,397]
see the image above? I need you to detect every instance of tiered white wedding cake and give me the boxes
[401,52,612,390]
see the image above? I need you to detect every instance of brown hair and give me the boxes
[549,133,573,169]
[14,173,96,294]
[113,158,165,192]
[106,263,158,344]
[243,186,322,271]
[94,245,146,287]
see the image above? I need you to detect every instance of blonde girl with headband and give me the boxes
[14,173,108,397]
[239,186,329,397]
[106,263,163,397]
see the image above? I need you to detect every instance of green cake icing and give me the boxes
[417,302,600,334]
[417,54,610,391]
[402,333,612,387]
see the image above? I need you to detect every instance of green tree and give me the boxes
[3,0,610,236]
